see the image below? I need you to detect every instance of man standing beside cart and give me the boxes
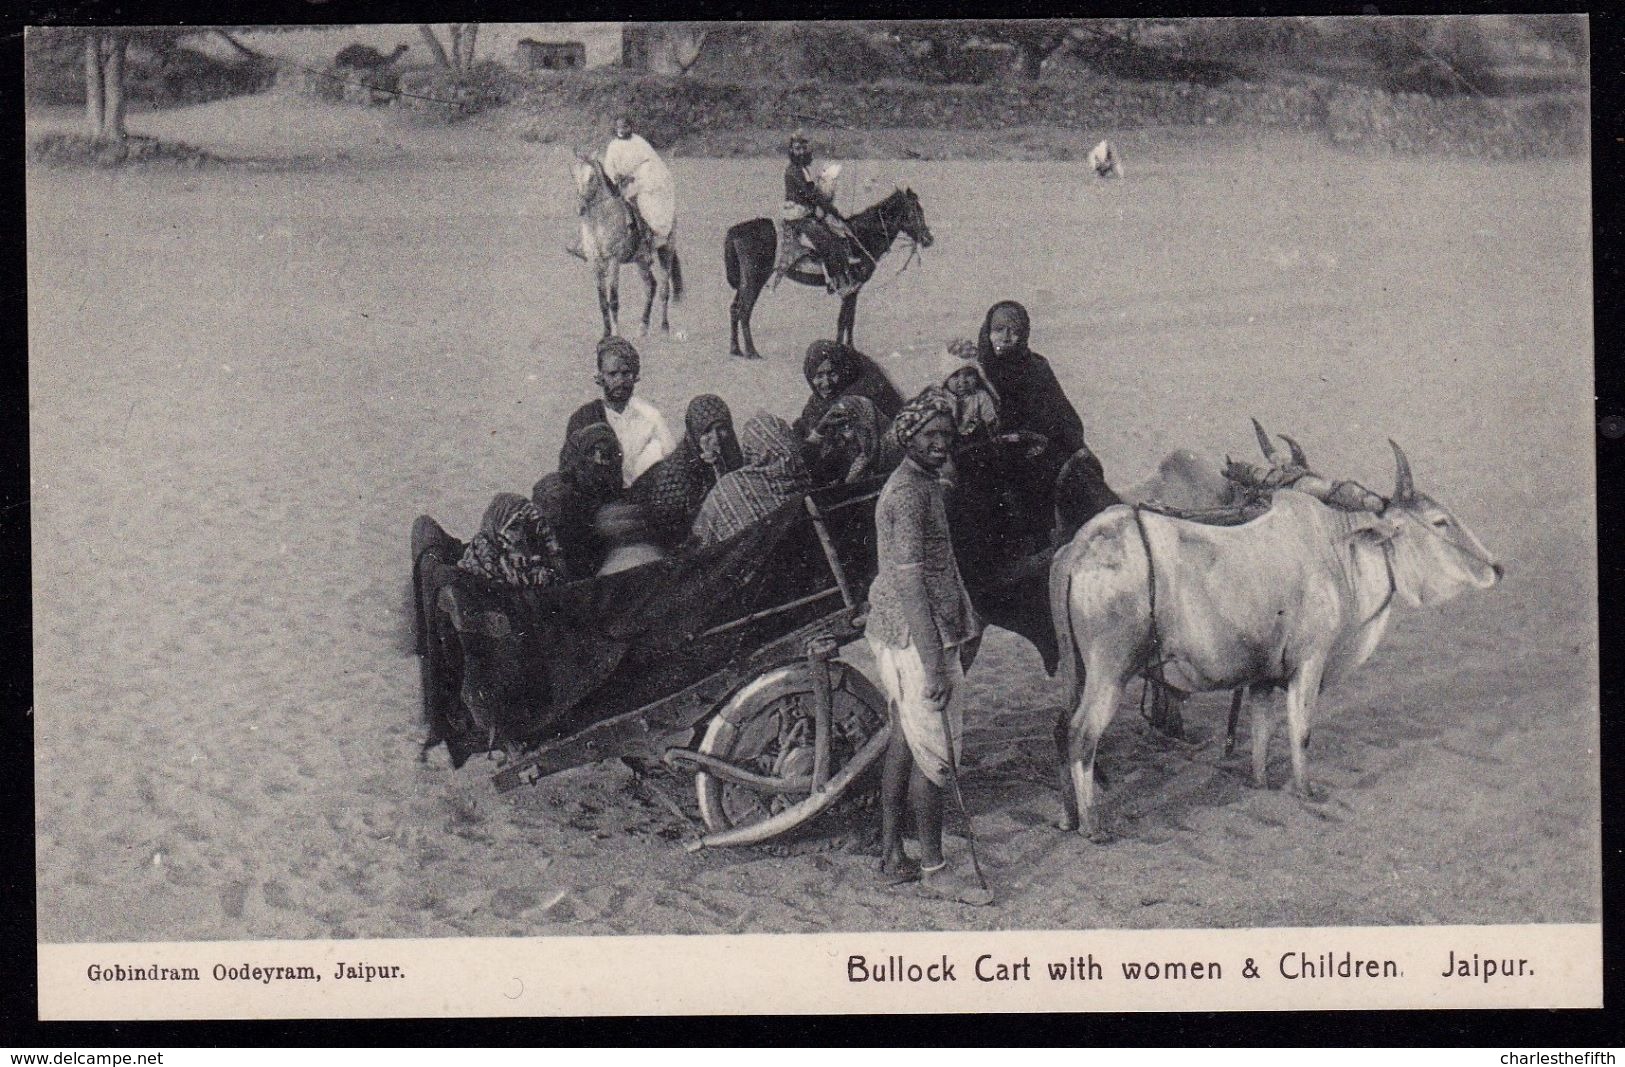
[866,387,992,905]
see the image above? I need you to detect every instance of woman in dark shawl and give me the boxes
[457,493,569,588]
[973,299,1120,541]
[794,339,904,484]
[810,394,902,486]
[532,422,625,580]
[691,413,812,547]
[630,394,744,548]
[791,339,905,441]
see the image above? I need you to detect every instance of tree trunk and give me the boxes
[448,24,463,70]
[1013,41,1048,80]
[462,23,479,70]
[104,34,127,139]
[83,33,105,137]
[418,25,452,68]
[671,26,708,75]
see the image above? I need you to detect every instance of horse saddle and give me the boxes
[773,221,861,281]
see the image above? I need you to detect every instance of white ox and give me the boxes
[1047,438,1503,838]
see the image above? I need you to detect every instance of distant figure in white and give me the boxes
[1087,140,1123,179]
[602,115,677,250]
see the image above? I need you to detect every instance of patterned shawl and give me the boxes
[631,394,743,545]
[814,394,892,484]
[691,412,811,547]
[457,493,568,588]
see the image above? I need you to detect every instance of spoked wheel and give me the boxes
[695,660,888,837]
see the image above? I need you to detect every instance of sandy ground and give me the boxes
[28,96,1597,941]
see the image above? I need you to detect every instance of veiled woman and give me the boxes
[532,422,625,579]
[630,394,744,548]
[809,394,903,486]
[974,300,1119,536]
[457,493,569,588]
[791,339,904,442]
[691,413,813,547]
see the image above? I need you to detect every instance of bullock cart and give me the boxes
[411,478,895,849]
[410,436,1088,849]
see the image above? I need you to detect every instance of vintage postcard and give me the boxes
[25,16,1599,1020]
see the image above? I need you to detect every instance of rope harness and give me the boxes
[1130,492,1402,725]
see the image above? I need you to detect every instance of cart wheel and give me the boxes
[695,660,887,836]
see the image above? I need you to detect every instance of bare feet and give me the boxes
[917,863,994,906]
[878,853,921,886]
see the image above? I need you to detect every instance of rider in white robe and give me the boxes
[602,116,676,247]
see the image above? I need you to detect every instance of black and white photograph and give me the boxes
[23,14,1599,1016]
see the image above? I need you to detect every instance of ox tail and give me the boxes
[662,245,685,302]
[1048,539,1083,705]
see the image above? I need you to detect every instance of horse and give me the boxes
[723,187,933,360]
[571,153,684,338]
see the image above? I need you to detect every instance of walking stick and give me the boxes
[933,681,993,903]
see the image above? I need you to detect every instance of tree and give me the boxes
[622,23,713,75]
[35,27,183,140]
[888,19,1082,81]
[419,24,481,72]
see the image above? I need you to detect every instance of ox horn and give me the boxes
[1251,418,1280,464]
[1279,433,1309,470]
[1389,439,1415,502]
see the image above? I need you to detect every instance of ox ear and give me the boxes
[1348,515,1402,549]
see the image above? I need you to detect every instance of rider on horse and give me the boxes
[569,115,676,261]
[781,130,857,295]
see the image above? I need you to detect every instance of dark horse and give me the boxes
[724,187,933,360]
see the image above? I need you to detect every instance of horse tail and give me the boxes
[723,228,740,292]
[664,246,685,302]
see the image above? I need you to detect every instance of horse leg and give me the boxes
[608,263,621,336]
[729,289,742,356]
[837,292,858,348]
[595,264,614,338]
[736,266,764,360]
[638,259,656,337]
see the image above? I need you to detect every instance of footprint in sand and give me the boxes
[220,879,252,920]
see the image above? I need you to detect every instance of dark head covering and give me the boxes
[974,300,1086,457]
[535,423,626,579]
[560,422,624,497]
[631,394,744,547]
[596,335,641,374]
[691,413,811,547]
[814,394,896,485]
[792,340,905,441]
[457,492,567,588]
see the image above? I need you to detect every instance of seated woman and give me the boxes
[690,412,812,548]
[974,300,1120,538]
[810,394,903,486]
[457,492,569,588]
[794,340,904,484]
[630,394,744,549]
[532,422,625,579]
